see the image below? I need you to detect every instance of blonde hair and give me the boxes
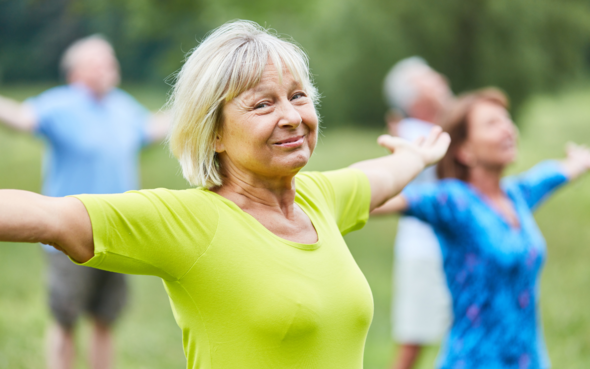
[168,20,319,188]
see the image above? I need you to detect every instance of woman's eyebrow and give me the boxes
[288,79,304,90]
[242,78,303,102]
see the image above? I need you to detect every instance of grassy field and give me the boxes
[1,83,590,368]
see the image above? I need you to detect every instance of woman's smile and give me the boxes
[272,134,306,148]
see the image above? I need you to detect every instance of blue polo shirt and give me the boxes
[27,84,149,197]
[27,84,150,252]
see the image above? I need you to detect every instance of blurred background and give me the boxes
[1,0,590,368]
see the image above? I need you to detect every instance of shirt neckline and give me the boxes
[201,188,322,251]
[464,182,523,231]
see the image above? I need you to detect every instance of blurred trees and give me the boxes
[1,0,590,125]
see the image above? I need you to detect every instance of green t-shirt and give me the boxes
[74,168,373,369]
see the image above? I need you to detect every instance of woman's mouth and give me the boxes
[273,135,305,148]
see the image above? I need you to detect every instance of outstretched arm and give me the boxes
[370,195,408,216]
[350,126,450,211]
[0,95,38,132]
[561,143,590,180]
[0,190,94,263]
[145,110,172,143]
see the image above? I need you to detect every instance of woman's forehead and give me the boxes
[240,65,303,99]
[470,100,508,121]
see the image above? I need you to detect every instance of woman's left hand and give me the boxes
[377,126,450,168]
[562,142,590,180]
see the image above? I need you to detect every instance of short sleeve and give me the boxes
[72,188,219,281]
[505,160,568,210]
[297,169,371,235]
[26,90,60,138]
[401,181,460,229]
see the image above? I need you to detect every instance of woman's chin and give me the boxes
[274,153,311,174]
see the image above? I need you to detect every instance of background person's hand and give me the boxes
[377,126,451,167]
[562,142,590,180]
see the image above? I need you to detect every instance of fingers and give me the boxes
[413,136,426,146]
[566,142,590,157]
[377,134,412,153]
[566,141,579,154]
[424,126,444,147]
[565,142,590,169]
[426,131,451,165]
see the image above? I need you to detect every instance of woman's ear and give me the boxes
[214,131,225,153]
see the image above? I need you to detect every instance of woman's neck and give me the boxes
[467,165,505,198]
[211,165,299,218]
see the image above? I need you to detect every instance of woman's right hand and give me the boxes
[561,142,590,180]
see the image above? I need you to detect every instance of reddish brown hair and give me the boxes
[436,88,509,181]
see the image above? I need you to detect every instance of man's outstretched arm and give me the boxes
[0,95,38,132]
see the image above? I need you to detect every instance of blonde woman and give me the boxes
[0,20,449,368]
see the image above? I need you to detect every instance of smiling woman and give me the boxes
[0,20,450,369]
[372,88,590,369]
[169,21,319,189]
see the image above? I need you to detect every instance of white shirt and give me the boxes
[395,118,442,260]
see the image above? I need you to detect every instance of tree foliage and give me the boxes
[1,0,589,125]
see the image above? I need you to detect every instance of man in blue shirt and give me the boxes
[0,35,170,369]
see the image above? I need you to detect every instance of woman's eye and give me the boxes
[254,102,269,109]
[291,92,306,101]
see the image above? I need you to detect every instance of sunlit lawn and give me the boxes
[1,83,590,368]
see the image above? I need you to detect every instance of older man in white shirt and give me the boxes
[383,57,454,369]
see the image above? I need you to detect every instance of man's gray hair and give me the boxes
[383,56,431,115]
[60,34,113,75]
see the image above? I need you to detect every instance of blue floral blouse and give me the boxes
[402,161,568,369]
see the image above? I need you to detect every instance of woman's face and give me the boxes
[459,100,518,170]
[216,62,318,182]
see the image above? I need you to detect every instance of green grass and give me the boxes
[1,83,590,368]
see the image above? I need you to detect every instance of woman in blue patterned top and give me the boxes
[373,88,590,369]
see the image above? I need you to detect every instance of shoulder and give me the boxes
[76,187,220,231]
[404,178,469,207]
[109,88,144,108]
[295,171,333,193]
[39,85,75,98]
[132,187,219,207]
[296,168,368,195]
[81,187,218,210]
[28,85,78,108]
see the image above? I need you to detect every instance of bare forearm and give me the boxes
[0,190,55,243]
[350,150,425,210]
[561,159,589,181]
[0,96,37,132]
[370,195,408,216]
[0,190,94,262]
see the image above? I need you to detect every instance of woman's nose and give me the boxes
[277,100,302,128]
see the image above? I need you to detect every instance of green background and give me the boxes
[1,84,589,368]
[2,0,590,124]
